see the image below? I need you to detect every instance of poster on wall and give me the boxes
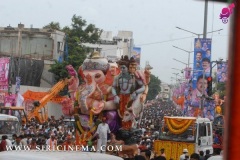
[0,57,10,91]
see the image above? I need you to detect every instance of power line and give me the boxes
[101,36,195,52]
[136,36,195,46]
[100,34,228,52]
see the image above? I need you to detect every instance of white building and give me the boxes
[82,30,134,62]
[158,83,170,101]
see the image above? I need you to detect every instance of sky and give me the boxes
[0,0,231,83]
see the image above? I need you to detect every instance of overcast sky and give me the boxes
[0,0,230,83]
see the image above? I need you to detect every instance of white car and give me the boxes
[0,151,123,160]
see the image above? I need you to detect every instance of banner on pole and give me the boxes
[0,92,6,106]
[190,38,212,108]
[0,57,10,91]
[15,76,21,93]
[132,47,141,66]
[4,94,16,107]
[217,62,228,83]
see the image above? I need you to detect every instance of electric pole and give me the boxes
[203,0,208,38]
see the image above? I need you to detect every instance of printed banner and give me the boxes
[190,38,212,108]
[132,47,141,66]
[217,62,228,83]
[4,94,16,107]
[184,67,192,79]
[0,57,10,91]
[15,76,21,93]
[0,92,6,106]
[16,93,24,107]
[24,99,35,114]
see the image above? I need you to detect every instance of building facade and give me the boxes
[82,30,134,62]
[0,24,65,60]
[0,24,66,87]
[158,83,170,102]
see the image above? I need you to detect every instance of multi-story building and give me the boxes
[158,83,170,102]
[0,24,66,87]
[0,24,65,60]
[82,30,134,62]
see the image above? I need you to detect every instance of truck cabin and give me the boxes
[154,117,213,160]
[0,106,27,125]
[159,117,212,145]
[63,118,75,128]
[0,114,20,140]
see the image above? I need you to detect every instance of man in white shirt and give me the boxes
[46,133,57,150]
[20,135,28,146]
[5,135,12,147]
[180,148,189,160]
[95,117,111,153]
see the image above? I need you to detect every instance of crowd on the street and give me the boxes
[0,115,76,151]
[138,99,183,152]
[140,100,183,131]
[0,99,223,160]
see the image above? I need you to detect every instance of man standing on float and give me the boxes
[112,56,145,120]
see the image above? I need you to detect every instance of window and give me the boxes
[199,123,207,137]
[57,42,61,53]
[207,123,211,136]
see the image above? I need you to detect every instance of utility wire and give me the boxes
[100,34,227,52]
[100,36,195,52]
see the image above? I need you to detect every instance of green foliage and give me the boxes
[46,15,102,82]
[214,82,226,98]
[43,22,61,30]
[48,60,69,81]
[147,74,161,100]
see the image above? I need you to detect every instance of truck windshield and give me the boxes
[63,120,75,127]
[159,123,197,142]
[0,120,20,134]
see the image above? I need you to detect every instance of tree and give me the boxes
[147,74,161,100]
[43,22,61,30]
[215,82,226,98]
[47,15,102,82]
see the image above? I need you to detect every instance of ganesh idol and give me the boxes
[76,51,120,119]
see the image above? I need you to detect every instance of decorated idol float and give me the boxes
[63,51,152,145]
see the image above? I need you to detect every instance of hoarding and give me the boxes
[0,57,10,91]
[217,62,228,83]
[132,47,141,66]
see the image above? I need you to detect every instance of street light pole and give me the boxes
[176,27,223,38]
[173,45,194,69]
[172,58,188,66]
[172,68,184,79]
[172,73,179,84]
[203,0,208,38]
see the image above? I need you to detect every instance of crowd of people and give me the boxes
[0,98,223,160]
[0,115,76,151]
[138,99,183,151]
